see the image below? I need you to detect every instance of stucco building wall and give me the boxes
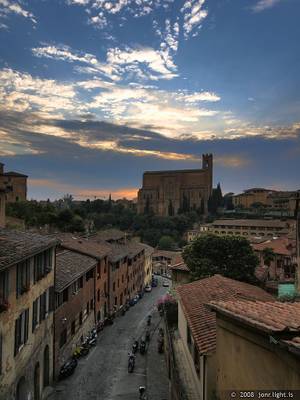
[0,248,55,400]
[177,302,216,400]
[215,318,300,398]
[54,268,95,377]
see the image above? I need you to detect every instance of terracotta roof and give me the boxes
[209,300,300,334]
[282,337,300,356]
[139,243,155,257]
[252,237,295,256]
[153,250,183,265]
[55,250,97,292]
[177,275,274,355]
[0,229,58,271]
[212,219,290,228]
[60,236,110,260]
[93,229,127,242]
[3,171,28,177]
[107,242,145,262]
[171,262,190,272]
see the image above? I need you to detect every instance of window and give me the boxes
[59,329,67,348]
[187,325,192,352]
[90,299,94,310]
[194,344,200,376]
[113,282,116,292]
[16,260,30,298]
[79,277,83,289]
[104,258,107,273]
[97,289,100,302]
[63,288,69,303]
[39,292,47,322]
[97,264,101,279]
[79,312,83,326]
[32,298,39,332]
[114,297,117,306]
[86,269,94,281]
[0,334,2,375]
[0,270,9,305]
[33,249,52,283]
[71,280,79,295]
[71,320,76,335]
[14,309,29,355]
[104,282,107,295]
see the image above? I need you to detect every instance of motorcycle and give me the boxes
[128,354,135,373]
[96,320,104,333]
[158,337,164,354]
[145,330,150,342]
[139,386,147,400]
[104,316,114,326]
[140,339,146,355]
[73,344,89,358]
[147,315,152,326]
[59,358,78,380]
[132,340,139,353]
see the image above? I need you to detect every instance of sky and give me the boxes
[0,0,299,200]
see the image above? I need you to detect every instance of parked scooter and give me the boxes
[59,358,78,380]
[104,316,114,326]
[140,339,146,355]
[139,386,147,400]
[145,330,150,342]
[128,353,135,373]
[157,337,164,353]
[132,340,139,353]
[147,315,152,326]
[96,320,104,333]
[73,344,89,359]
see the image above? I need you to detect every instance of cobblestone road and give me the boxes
[53,279,169,400]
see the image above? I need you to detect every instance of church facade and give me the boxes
[137,154,213,216]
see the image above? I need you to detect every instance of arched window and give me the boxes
[43,345,50,388]
[16,377,28,400]
[34,363,40,400]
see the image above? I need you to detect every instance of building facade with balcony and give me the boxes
[0,229,57,400]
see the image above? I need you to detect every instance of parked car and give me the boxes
[163,280,169,287]
[145,285,152,292]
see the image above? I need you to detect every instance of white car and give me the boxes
[163,280,169,287]
[145,285,152,292]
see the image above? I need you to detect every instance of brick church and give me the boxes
[137,154,213,216]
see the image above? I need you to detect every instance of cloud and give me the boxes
[106,46,178,80]
[0,0,36,24]
[32,44,119,81]
[252,0,282,12]
[181,0,208,39]
[0,68,81,114]
[32,43,178,81]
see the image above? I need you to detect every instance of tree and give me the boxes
[208,183,223,214]
[158,235,176,250]
[183,234,258,283]
[262,247,275,267]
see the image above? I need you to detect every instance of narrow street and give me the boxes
[53,278,169,400]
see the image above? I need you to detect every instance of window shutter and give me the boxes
[14,318,19,356]
[49,286,55,312]
[24,309,29,343]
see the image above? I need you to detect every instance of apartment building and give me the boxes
[210,301,300,397]
[54,250,97,377]
[59,236,110,323]
[0,229,57,400]
[187,219,294,242]
[171,275,273,400]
